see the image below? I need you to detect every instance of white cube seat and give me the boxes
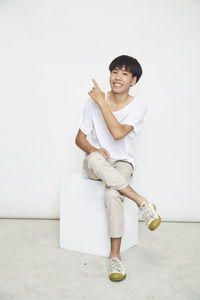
[60,171,138,257]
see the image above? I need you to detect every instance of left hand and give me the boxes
[88,79,105,105]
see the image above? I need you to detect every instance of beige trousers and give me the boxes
[83,151,134,238]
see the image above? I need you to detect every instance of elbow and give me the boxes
[75,136,82,147]
[75,129,87,146]
[75,134,81,146]
[113,125,134,140]
[113,126,125,140]
[113,133,122,140]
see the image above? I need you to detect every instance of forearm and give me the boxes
[98,100,122,140]
[75,136,97,155]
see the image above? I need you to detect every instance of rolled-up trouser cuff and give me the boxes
[111,181,129,190]
[109,233,124,238]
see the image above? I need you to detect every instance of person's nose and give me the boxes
[115,71,122,80]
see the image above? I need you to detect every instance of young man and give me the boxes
[75,55,161,282]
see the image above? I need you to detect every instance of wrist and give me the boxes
[97,97,106,106]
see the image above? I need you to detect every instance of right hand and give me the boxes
[96,148,110,160]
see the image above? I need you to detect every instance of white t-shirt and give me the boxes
[76,92,147,173]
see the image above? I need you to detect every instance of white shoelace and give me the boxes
[141,202,157,219]
[110,257,122,273]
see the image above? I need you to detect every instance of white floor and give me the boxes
[0,219,199,300]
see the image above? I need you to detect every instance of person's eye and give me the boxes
[123,73,128,75]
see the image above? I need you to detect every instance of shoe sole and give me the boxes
[109,273,126,281]
[148,204,161,231]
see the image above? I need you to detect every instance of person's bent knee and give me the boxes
[85,151,105,169]
[85,151,102,163]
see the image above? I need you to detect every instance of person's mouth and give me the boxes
[113,82,123,87]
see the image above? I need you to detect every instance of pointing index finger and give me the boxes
[92,79,99,88]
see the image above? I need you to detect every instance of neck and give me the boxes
[108,91,133,105]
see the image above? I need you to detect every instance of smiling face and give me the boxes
[109,65,137,94]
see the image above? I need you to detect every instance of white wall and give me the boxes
[0,0,199,221]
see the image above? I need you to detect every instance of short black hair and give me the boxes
[109,55,142,83]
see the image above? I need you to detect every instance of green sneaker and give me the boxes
[140,201,161,231]
[108,257,126,281]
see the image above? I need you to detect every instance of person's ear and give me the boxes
[131,76,137,87]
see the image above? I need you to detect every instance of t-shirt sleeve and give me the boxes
[123,102,148,137]
[76,100,93,135]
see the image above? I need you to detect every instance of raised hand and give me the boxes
[88,79,105,105]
